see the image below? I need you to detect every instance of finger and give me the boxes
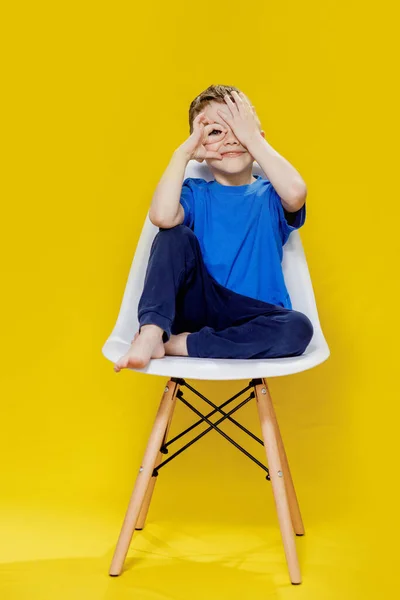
[223,93,238,116]
[203,122,226,133]
[204,123,228,139]
[231,90,244,105]
[243,95,255,115]
[204,135,227,148]
[193,112,210,128]
[239,92,260,126]
[193,112,205,122]
[217,109,230,123]
[205,151,223,160]
[195,115,222,135]
[194,119,215,139]
[214,138,227,152]
[192,117,205,134]
[239,91,252,108]
[231,91,247,117]
[204,135,226,151]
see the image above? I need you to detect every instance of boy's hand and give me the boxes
[216,91,263,149]
[178,112,228,162]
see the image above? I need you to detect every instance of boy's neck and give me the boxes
[210,165,256,186]
[211,168,256,187]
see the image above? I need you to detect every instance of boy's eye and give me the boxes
[209,129,223,136]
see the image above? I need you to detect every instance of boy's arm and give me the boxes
[247,135,307,212]
[148,148,190,228]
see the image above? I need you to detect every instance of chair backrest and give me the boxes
[110,161,323,344]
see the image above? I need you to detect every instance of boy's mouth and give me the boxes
[222,152,244,158]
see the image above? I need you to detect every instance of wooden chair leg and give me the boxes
[109,379,180,577]
[254,380,301,585]
[262,378,305,536]
[135,391,177,530]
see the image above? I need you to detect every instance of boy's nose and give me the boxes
[225,133,242,146]
[223,133,240,145]
[224,140,242,150]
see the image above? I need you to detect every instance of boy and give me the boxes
[114,85,313,372]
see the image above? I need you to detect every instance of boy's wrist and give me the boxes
[174,146,192,163]
[246,133,268,156]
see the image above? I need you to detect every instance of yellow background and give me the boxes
[1,1,399,597]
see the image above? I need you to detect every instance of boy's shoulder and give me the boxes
[182,177,211,199]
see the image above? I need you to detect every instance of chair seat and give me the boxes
[102,328,329,380]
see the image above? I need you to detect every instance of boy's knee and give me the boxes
[158,224,195,238]
[158,223,193,235]
[288,311,314,352]
[155,224,197,246]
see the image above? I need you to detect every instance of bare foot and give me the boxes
[114,325,165,372]
[164,332,190,356]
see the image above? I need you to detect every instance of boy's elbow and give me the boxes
[148,208,165,227]
[148,211,175,229]
[148,210,160,226]
[148,205,184,229]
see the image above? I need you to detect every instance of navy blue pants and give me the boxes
[137,224,313,359]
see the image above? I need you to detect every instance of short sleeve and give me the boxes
[269,182,306,245]
[180,177,195,229]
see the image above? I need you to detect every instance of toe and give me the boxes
[115,355,129,371]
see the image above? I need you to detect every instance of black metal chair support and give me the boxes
[152,377,270,480]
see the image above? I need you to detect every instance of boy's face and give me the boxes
[197,99,263,173]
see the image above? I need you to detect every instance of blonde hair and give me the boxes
[188,84,261,134]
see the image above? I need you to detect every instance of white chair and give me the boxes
[102,160,330,584]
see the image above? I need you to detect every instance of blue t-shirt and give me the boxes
[179,174,306,309]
